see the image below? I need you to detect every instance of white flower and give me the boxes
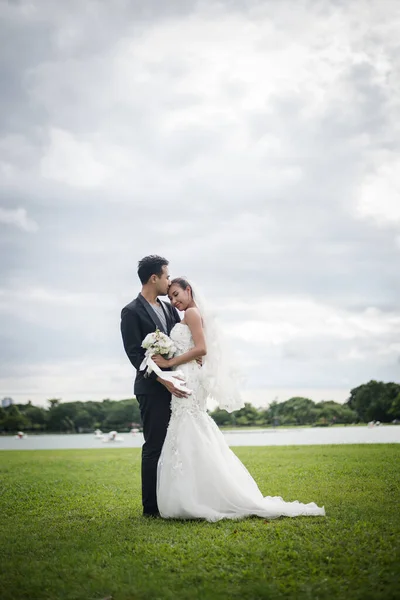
[141,328,176,358]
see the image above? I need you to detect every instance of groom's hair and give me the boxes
[138,255,169,284]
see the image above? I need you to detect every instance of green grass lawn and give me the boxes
[1,445,399,600]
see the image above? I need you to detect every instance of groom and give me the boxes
[120,255,188,517]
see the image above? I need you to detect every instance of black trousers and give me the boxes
[137,390,171,514]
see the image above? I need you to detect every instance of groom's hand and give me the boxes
[152,354,170,368]
[157,376,189,399]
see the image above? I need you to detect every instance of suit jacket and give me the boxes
[120,293,181,395]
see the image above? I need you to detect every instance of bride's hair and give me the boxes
[170,277,194,298]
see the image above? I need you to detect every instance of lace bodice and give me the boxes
[169,323,207,415]
[170,322,194,355]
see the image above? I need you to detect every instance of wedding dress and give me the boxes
[157,323,326,521]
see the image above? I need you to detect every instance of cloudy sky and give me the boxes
[1,0,399,408]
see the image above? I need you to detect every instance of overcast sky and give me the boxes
[1,0,399,408]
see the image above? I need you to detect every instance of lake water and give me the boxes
[1,425,399,451]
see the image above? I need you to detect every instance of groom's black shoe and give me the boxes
[143,510,161,518]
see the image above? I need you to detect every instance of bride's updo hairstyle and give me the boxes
[170,277,194,299]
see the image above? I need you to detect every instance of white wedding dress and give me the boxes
[157,323,326,521]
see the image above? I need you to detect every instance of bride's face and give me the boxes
[168,284,190,311]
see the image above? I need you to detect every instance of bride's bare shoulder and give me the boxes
[185,306,201,319]
[184,307,204,330]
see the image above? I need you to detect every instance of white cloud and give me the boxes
[356,151,400,225]
[1,0,400,403]
[0,286,113,312]
[25,8,377,196]
[225,298,400,343]
[0,207,38,232]
[40,128,111,188]
[220,298,400,372]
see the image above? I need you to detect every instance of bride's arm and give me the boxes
[153,307,206,368]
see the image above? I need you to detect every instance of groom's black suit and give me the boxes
[120,293,180,515]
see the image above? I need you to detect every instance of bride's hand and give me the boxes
[152,354,171,368]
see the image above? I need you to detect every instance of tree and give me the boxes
[231,403,261,427]
[48,398,61,410]
[209,408,232,426]
[261,400,280,426]
[84,401,108,428]
[60,416,75,433]
[2,405,29,432]
[389,392,400,420]
[0,406,6,431]
[272,397,316,426]
[346,381,400,422]
[314,401,356,425]
[23,405,47,431]
[103,399,141,431]
[46,401,78,432]
[74,409,95,432]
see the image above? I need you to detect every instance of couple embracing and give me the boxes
[121,255,325,522]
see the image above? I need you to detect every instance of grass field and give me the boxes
[1,445,399,600]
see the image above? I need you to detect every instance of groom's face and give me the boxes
[155,265,171,296]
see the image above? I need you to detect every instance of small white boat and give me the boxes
[94,429,103,438]
[15,431,28,439]
[101,430,125,443]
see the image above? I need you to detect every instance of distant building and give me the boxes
[1,397,13,408]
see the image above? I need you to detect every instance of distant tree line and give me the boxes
[212,381,400,427]
[0,380,399,434]
[0,398,142,434]
[210,398,356,427]
[211,381,400,427]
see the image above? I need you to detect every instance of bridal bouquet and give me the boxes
[140,329,191,394]
[141,328,176,364]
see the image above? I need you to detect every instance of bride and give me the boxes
[152,278,325,522]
